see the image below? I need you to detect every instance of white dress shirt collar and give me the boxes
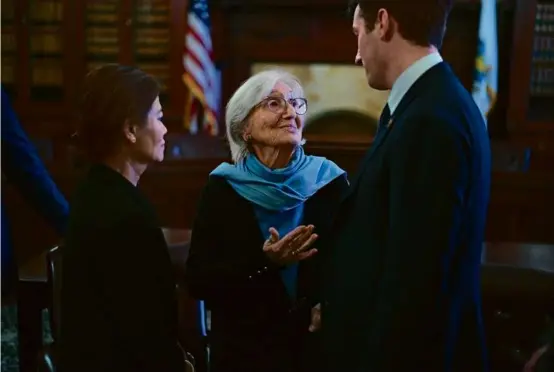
[387,52,443,115]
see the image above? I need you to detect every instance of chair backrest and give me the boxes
[491,142,531,172]
[198,300,210,339]
[47,244,63,342]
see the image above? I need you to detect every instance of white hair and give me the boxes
[225,69,306,163]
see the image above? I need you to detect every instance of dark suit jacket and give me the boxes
[1,88,68,296]
[322,62,491,372]
[59,164,185,372]
[185,174,348,372]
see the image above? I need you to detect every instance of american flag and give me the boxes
[182,0,219,135]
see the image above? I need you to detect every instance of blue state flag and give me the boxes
[472,0,498,126]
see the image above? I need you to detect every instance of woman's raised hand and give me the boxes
[262,225,318,265]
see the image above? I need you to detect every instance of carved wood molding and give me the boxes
[214,0,515,11]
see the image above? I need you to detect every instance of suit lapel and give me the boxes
[341,107,391,201]
[341,62,448,204]
[360,114,395,167]
[343,105,401,202]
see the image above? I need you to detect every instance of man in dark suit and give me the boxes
[320,1,491,371]
[1,88,69,298]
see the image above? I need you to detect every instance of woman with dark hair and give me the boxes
[59,64,186,372]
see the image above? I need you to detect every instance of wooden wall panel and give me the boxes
[212,0,515,136]
[6,140,553,269]
[5,0,554,268]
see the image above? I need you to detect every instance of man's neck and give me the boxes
[386,45,438,89]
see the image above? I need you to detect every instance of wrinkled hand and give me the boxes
[309,303,321,332]
[262,225,318,266]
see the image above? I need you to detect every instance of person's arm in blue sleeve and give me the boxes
[1,89,68,234]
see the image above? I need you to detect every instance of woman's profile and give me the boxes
[59,64,186,372]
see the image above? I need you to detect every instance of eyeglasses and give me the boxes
[260,96,308,116]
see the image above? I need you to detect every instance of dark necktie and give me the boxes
[377,104,391,136]
[343,104,392,203]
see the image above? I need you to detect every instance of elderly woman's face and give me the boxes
[246,81,306,148]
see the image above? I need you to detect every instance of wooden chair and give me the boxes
[198,300,211,371]
[37,243,197,371]
[490,142,532,172]
[482,265,554,372]
[37,244,62,372]
[173,240,201,372]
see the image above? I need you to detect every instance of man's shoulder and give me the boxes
[410,63,475,110]
[402,79,486,137]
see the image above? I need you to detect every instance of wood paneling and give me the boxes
[5,139,553,270]
[4,4,553,372]
[4,0,554,265]
[507,0,554,134]
[213,0,516,136]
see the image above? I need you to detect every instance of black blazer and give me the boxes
[322,62,491,372]
[59,164,185,372]
[185,174,348,372]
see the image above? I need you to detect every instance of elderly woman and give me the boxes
[59,65,186,372]
[185,69,349,372]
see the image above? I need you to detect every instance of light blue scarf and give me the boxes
[211,147,345,299]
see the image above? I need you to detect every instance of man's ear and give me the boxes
[376,8,394,41]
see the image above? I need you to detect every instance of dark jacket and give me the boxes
[59,164,185,372]
[185,174,349,372]
[536,323,554,372]
[1,88,68,297]
[322,62,491,372]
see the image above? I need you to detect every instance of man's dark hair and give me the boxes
[77,64,160,161]
[348,0,454,49]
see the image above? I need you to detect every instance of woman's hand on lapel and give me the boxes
[262,225,318,265]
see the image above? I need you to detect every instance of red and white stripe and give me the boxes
[183,6,219,135]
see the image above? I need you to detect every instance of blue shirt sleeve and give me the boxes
[1,88,69,234]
